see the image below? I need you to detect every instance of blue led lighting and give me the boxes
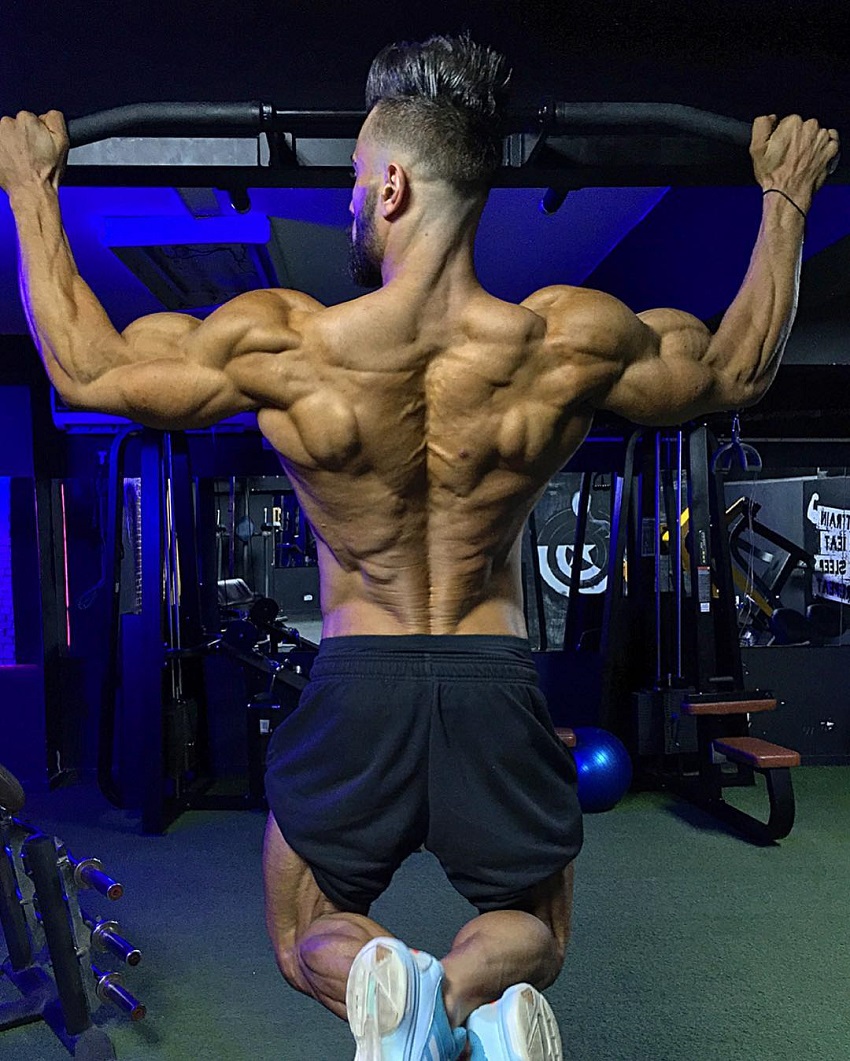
[0,477,14,665]
[103,213,271,247]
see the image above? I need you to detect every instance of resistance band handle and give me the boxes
[542,101,752,146]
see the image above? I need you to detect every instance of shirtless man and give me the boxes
[0,33,838,1061]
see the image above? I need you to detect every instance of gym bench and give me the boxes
[680,695,800,845]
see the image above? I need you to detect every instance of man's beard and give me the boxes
[348,189,383,289]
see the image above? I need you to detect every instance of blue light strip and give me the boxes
[102,213,271,247]
[0,477,14,664]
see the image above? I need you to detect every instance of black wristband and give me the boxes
[762,188,807,220]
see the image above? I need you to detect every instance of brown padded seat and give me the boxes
[555,727,577,748]
[713,736,801,769]
[682,699,777,716]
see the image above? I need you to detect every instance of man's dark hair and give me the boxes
[365,34,511,193]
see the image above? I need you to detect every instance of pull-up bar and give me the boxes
[66,99,753,149]
[61,101,842,191]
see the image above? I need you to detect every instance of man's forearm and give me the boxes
[9,179,130,399]
[705,193,804,407]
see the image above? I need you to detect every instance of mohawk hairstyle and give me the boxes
[365,34,511,192]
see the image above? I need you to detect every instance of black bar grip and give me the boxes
[24,834,92,1036]
[66,103,374,148]
[67,101,267,148]
[92,966,147,1021]
[72,857,123,901]
[543,101,752,146]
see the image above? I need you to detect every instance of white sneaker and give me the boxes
[346,937,467,1061]
[466,983,563,1061]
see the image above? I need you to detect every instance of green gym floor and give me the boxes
[1,767,848,1060]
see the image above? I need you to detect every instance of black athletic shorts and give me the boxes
[264,634,582,915]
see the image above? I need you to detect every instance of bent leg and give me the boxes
[439,862,574,1029]
[263,814,392,1020]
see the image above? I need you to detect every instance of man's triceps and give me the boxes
[88,300,275,427]
[599,309,722,424]
[74,357,257,430]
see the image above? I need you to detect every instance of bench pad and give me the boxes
[555,727,577,749]
[683,698,777,716]
[713,736,800,769]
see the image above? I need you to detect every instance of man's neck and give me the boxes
[380,201,484,302]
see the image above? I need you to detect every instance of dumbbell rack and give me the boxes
[0,805,145,1058]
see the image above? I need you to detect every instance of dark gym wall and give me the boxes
[1,2,847,130]
[785,306,850,366]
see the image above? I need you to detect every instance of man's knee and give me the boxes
[272,913,341,997]
[276,938,309,995]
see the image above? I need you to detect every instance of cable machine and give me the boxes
[562,423,801,843]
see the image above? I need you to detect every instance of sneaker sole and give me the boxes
[469,984,563,1061]
[347,938,418,1061]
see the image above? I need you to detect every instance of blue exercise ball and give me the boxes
[572,727,633,813]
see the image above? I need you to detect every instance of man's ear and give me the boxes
[380,161,409,219]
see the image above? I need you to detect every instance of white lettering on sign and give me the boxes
[807,494,850,603]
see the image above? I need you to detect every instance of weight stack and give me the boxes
[246,695,288,807]
[634,688,699,757]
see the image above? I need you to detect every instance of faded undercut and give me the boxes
[365,34,511,194]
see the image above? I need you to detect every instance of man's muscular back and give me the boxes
[64,268,753,637]
[248,284,610,637]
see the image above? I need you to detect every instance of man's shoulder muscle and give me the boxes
[261,287,326,315]
[218,286,325,338]
[522,284,647,361]
[186,287,326,364]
